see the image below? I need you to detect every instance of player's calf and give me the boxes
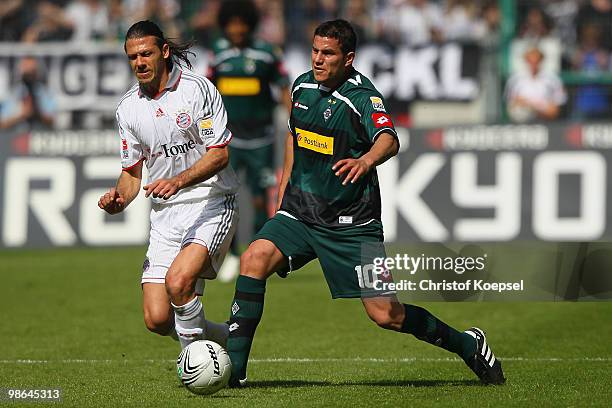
[143,308,174,336]
[362,297,404,331]
[363,299,478,362]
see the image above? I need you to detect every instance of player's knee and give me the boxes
[164,271,194,299]
[144,310,173,336]
[240,247,269,279]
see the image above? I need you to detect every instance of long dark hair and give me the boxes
[218,0,260,32]
[125,20,194,70]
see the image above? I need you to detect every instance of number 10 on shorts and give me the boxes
[355,264,378,289]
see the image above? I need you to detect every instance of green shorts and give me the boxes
[254,213,392,299]
[229,144,275,197]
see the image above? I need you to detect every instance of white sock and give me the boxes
[205,321,229,348]
[172,296,205,349]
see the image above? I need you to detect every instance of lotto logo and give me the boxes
[372,113,393,128]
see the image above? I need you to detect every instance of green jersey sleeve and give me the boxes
[357,91,397,143]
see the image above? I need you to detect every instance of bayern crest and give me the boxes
[176,111,192,129]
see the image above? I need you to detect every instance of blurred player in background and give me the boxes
[225,19,505,388]
[0,56,56,131]
[505,46,567,122]
[98,20,237,350]
[208,0,291,282]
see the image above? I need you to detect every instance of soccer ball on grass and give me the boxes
[176,340,232,395]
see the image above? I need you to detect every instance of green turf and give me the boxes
[1,247,611,407]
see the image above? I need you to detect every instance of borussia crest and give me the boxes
[323,106,332,121]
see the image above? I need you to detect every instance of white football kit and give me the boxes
[116,67,239,292]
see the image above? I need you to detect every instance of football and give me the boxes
[176,340,232,395]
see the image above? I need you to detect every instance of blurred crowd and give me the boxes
[0,0,608,52]
[0,0,503,47]
[1,0,611,127]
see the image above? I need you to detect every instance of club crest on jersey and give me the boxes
[217,62,233,72]
[175,110,192,129]
[370,96,386,112]
[244,58,256,74]
[323,106,332,121]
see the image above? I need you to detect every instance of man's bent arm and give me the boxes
[175,146,229,189]
[360,132,399,168]
[117,161,144,207]
[99,160,143,214]
[143,146,229,199]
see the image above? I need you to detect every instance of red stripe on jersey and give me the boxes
[122,157,145,171]
[207,131,233,149]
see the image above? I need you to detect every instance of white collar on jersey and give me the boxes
[138,66,182,98]
[165,66,182,90]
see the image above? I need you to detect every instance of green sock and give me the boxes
[227,275,266,383]
[401,304,476,361]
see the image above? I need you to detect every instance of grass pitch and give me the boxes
[1,247,611,407]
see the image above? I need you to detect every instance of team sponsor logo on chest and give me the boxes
[294,102,309,110]
[295,127,334,155]
[174,108,192,129]
[161,140,197,157]
[217,77,261,96]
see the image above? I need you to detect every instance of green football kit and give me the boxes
[208,38,288,199]
[255,68,398,298]
[227,68,500,388]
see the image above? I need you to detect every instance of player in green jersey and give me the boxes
[208,0,291,282]
[225,19,506,387]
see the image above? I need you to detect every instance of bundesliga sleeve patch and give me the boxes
[370,96,386,111]
[199,119,214,137]
[371,113,393,128]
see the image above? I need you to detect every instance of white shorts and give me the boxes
[141,194,238,294]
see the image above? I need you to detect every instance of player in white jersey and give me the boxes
[98,21,239,350]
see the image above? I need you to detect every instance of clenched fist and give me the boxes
[98,188,127,214]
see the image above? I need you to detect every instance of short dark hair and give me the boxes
[218,0,260,32]
[125,20,194,70]
[314,19,357,55]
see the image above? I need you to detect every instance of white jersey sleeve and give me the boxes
[117,108,144,170]
[196,80,232,149]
